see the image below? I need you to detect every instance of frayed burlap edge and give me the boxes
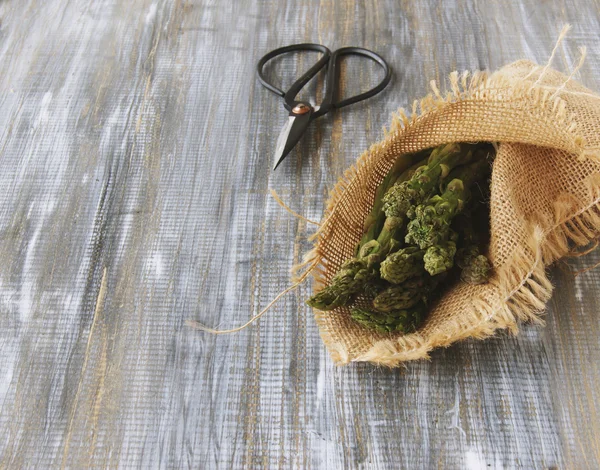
[299,60,600,367]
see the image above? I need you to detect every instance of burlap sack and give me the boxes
[304,59,600,366]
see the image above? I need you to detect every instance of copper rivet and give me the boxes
[292,103,310,115]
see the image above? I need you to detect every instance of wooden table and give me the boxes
[1,1,599,468]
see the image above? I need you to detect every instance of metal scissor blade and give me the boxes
[273,111,312,170]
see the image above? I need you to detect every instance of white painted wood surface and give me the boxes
[0,0,599,468]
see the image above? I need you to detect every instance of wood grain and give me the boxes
[0,0,599,468]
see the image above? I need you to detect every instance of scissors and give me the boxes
[257,44,392,170]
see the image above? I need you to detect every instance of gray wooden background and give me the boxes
[0,0,599,468]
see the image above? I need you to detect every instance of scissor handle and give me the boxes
[256,44,391,116]
[315,47,391,117]
[256,44,331,109]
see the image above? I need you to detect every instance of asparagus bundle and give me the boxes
[307,153,430,311]
[307,142,495,334]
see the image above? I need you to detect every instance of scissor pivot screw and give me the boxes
[292,103,311,115]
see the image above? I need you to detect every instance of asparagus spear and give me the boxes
[423,241,457,276]
[350,302,426,334]
[373,277,427,312]
[405,158,491,249]
[374,270,451,310]
[381,143,473,222]
[358,150,430,251]
[380,247,425,284]
[461,255,492,284]
[359,160,429,259]
[456,245,492,284]
[379,241,457,284]
[305,259,374,311]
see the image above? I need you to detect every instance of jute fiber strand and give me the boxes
[301,58,600,366]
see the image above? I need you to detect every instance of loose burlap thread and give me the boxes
[300,58,600,367]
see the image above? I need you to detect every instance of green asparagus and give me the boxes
[405,158,491,249]
[381,143,473,222]
[380,247,425,284]
[456,245,492,284]
[307,141,496,336]
[350,303,426,334]
[358,151,430,253]
[373,277,427,312]
[305,259,370,310]
[461,255,492,284]
[423,241,457,276]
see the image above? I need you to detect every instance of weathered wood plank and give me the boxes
[0,0,599,468]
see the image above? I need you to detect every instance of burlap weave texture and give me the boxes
[307,60,600,366]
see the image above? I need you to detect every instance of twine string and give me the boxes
[549,46,587,99]
[269,189,321,226]
[525,24,571,86]
[186,190,322,334]
[185,259,319,334]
